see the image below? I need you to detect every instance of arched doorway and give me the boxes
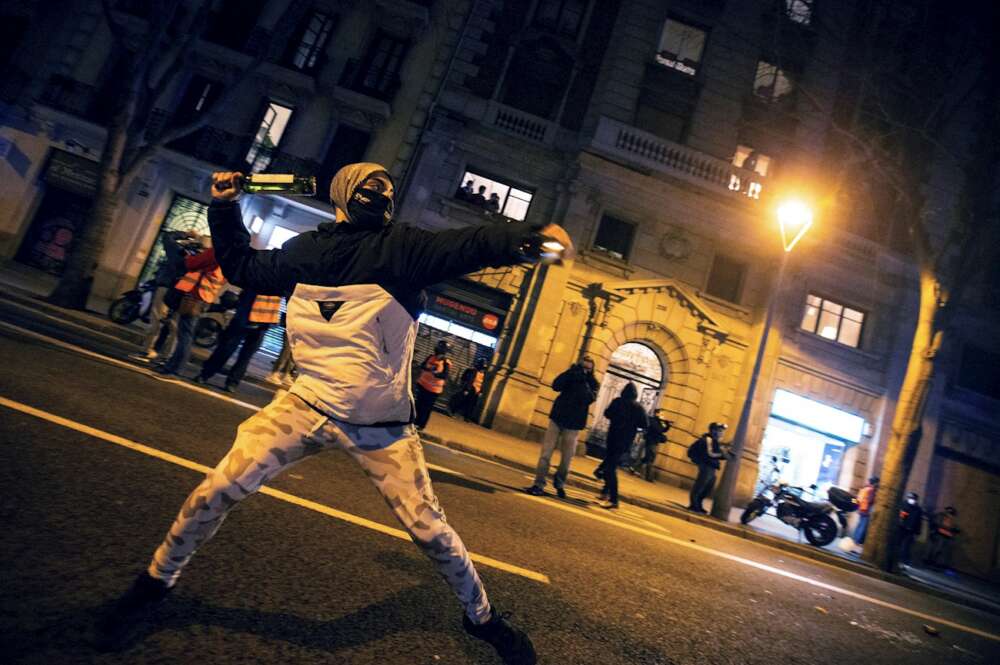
[586,342,665,455]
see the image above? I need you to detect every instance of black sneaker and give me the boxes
[523,486,545,496]
[193,374,208,384]
[95,573,172,651]
[463,607,536,665]
[555,486,566,499]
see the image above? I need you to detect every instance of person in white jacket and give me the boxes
[98,163,573,665]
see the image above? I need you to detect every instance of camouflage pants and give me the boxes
[149,391,491,622]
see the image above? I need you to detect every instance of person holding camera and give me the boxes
[639,408,671,482]
[525,356,599,499]
[687,422,731,514]
[99,163,574,664]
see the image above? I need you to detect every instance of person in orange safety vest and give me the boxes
[414,339,451,429]
[154,246,226,377]
[194,290,282,392]
[852,476,879,547]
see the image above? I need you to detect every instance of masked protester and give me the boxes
[415,339,451,429]
[597,383,647,510]
[896,491,924,568]
[97,164,574,664]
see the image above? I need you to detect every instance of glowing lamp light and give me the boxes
[776,199,814,252]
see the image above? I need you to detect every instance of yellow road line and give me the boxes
[511,492,1000,642]
[0,395,549,585]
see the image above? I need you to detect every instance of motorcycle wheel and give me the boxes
[109,297,139,325]
[740,499,765,524]
[803,514,838,547]
[194,318,222,348]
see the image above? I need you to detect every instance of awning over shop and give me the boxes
[770,389,865,443]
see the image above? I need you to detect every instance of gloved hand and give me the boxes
[518,223,575,265]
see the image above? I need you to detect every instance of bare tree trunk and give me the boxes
[861,270,941,570]
[46,120,130,309]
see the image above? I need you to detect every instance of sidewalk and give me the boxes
[1,270,998,617]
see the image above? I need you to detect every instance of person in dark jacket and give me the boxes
[638,408,670,482]
[525,356,599,498]
[449,357,488,421]
[97,164,572,664]
[896,491,925,568]
[133,230,199,361]
[194,290,281,392]
[687,422,730,514]
[598,383,647,509]
[414,340,451,429]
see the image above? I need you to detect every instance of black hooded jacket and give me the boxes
[603,383,647,454]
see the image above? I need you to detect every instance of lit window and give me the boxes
[785,0,813,25]
[292,12,335,72]
[753,60,795,104]
[246,102,294,173]
[266,225,298,250]
[728,145,771,198]
[655,18,707,76]
[418,312,498,348]
[455,170,534,221]
[800,294,865,348]
[592,214,636,262]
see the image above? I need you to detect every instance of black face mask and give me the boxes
[347,187,393,228]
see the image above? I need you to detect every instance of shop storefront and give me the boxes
[15,149,98,275]
[413,279,512,413]
[136,194,210,285]
[756,389,865,496]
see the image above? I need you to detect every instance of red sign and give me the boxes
[481,313,499,330]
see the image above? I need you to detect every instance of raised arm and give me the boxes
[208,172,295,295]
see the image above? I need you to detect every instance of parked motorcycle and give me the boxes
[740,480,859,547]
[193,290,240,348]
[108,279,159,325]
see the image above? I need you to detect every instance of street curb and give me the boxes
[428,436,1000,618]
[0,290,146,346]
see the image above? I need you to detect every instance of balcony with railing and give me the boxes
[484,101,558,146]
[588,116,768,200]
[338,58,402,105]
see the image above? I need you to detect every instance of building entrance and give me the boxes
[587,342,664,455]
[756,389,865,497]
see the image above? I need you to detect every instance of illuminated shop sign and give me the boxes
[426,293,505,334]
[770,389,865,443]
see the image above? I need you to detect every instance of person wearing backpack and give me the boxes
[687,422,730,514]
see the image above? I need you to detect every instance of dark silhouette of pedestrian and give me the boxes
[485,193,501,214]
[638,408,670,482]
[897,491,924,568]
[925,506,960,569]
[597,382,647,509]
[195,290,281,391]
[687,422,730,514]
[455,179,474,201]
[525,356,599,498]
[449,357,487,421]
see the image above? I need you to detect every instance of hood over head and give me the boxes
[329,162,394,222]
[622,382,638,401]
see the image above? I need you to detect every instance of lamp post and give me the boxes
[710,200,814,521]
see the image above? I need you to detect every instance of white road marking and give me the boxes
[0,321,262,411]
[512,492,1000,642]
[0,395,550,585]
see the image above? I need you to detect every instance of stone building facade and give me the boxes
[1,0,997,578]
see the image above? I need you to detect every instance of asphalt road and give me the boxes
[1,323,998,665]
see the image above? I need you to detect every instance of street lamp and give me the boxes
[710,198,814,521]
